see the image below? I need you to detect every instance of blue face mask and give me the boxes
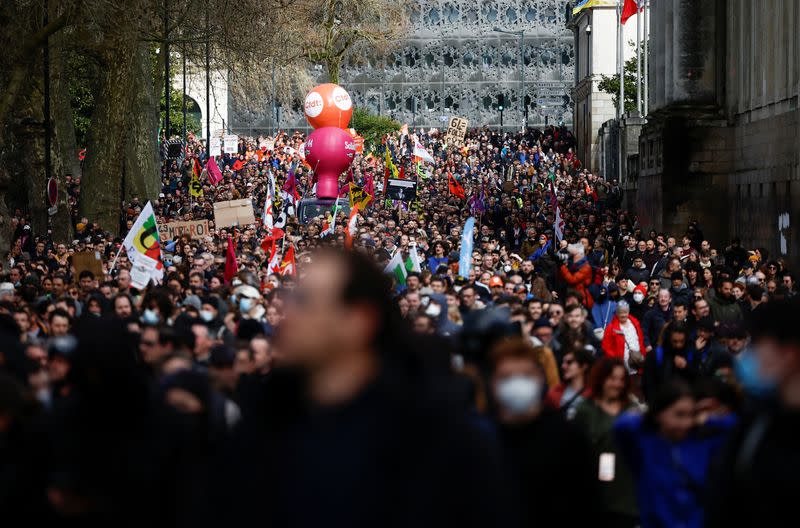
[736,349,777,398]
[239,298,253,313]
[200,310,214,322]
[142,308,160,325]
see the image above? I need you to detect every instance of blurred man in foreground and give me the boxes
[232,250,509,527]
[707,296,800,527]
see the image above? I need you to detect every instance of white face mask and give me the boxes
[633,292,645,303]
[200,310,214,322]
[496,375,542,415]
[425,302,442,318]
[142,308,160,325]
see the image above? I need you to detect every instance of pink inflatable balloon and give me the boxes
[304,127,357,199]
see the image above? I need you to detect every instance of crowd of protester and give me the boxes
[2,125,799,527]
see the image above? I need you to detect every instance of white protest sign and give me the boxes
[223,135,238,154]
[210,137,222,157]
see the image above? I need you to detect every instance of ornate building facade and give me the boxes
[230,1,576,131]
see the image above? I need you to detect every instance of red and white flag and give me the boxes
[344,205,359,249]
[280,245,296,276]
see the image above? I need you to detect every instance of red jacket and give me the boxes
[558,260,594,308]
[601,315,646,361]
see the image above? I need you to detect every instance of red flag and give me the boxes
[621,0,640,25]
[398,165,405,180]
[193,157,203,178]
[259,227,284,253]
[206,156,223,184]
[448,173,466,200]
[232,159,244,172]
[224,236,238,283]
[280,245,296,276]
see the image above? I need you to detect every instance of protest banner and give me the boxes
[71,251,105,278]
[213,199,256,228]
[385,178,417,202]
[444,116,468,146]
[158,220,210,241]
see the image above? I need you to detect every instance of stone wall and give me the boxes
[634,0,800,265]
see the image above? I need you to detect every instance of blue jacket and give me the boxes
[591,300,617,330]
[614,412,736,528]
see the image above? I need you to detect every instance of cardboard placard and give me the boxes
[159,220,210,241]
[444,116,468,146]
[385,178,417,202]
[213,199,255,228]
[223,135,238,154]
[72,251,105,278]
[209,137,222,157]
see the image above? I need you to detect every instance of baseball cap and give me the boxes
[488,276,504,288]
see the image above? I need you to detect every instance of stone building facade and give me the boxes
[568,2,639,172]
[230,0,576,132]
[636,0,799,265]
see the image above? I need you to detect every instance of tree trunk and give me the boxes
[48,41,76,243]
[14,75,50,237]
[51,47,82,179]
[0,161,12,271]
[80,38,137,235]
[326,56,340,84]
[123,43,161,204]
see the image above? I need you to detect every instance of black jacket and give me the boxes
[707,404,800,528]
[498,409,599,528]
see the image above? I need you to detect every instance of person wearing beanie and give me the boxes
[669,271,693,306]
[630,283,649,322]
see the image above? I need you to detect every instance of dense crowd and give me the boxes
[2,125,799,528]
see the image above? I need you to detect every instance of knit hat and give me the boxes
[633,284,647,296]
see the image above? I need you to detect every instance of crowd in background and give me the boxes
[2,125,799,528]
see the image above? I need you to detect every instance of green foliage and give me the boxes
[67,54,98,148]
[160,86,201,139]
[598,40,647,115]
[351,107,400,151]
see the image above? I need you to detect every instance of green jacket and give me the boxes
[706,289,743,324]
[573,399,639,517]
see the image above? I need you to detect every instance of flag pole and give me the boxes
[643,0,649,116]
[617,0,624,120]
[636,1,642,115]
[108,245,125,276]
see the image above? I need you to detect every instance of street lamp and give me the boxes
[493,27,525,131]
[499,104,504,129]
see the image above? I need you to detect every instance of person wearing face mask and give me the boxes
[490,337,598,528]
[233,285,265,323]
[706,297,800,528]
[629,284,649,322]
[424,293,460,337]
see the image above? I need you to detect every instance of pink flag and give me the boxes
[207,156,223,185]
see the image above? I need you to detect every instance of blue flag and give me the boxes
[459,217,475,279]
